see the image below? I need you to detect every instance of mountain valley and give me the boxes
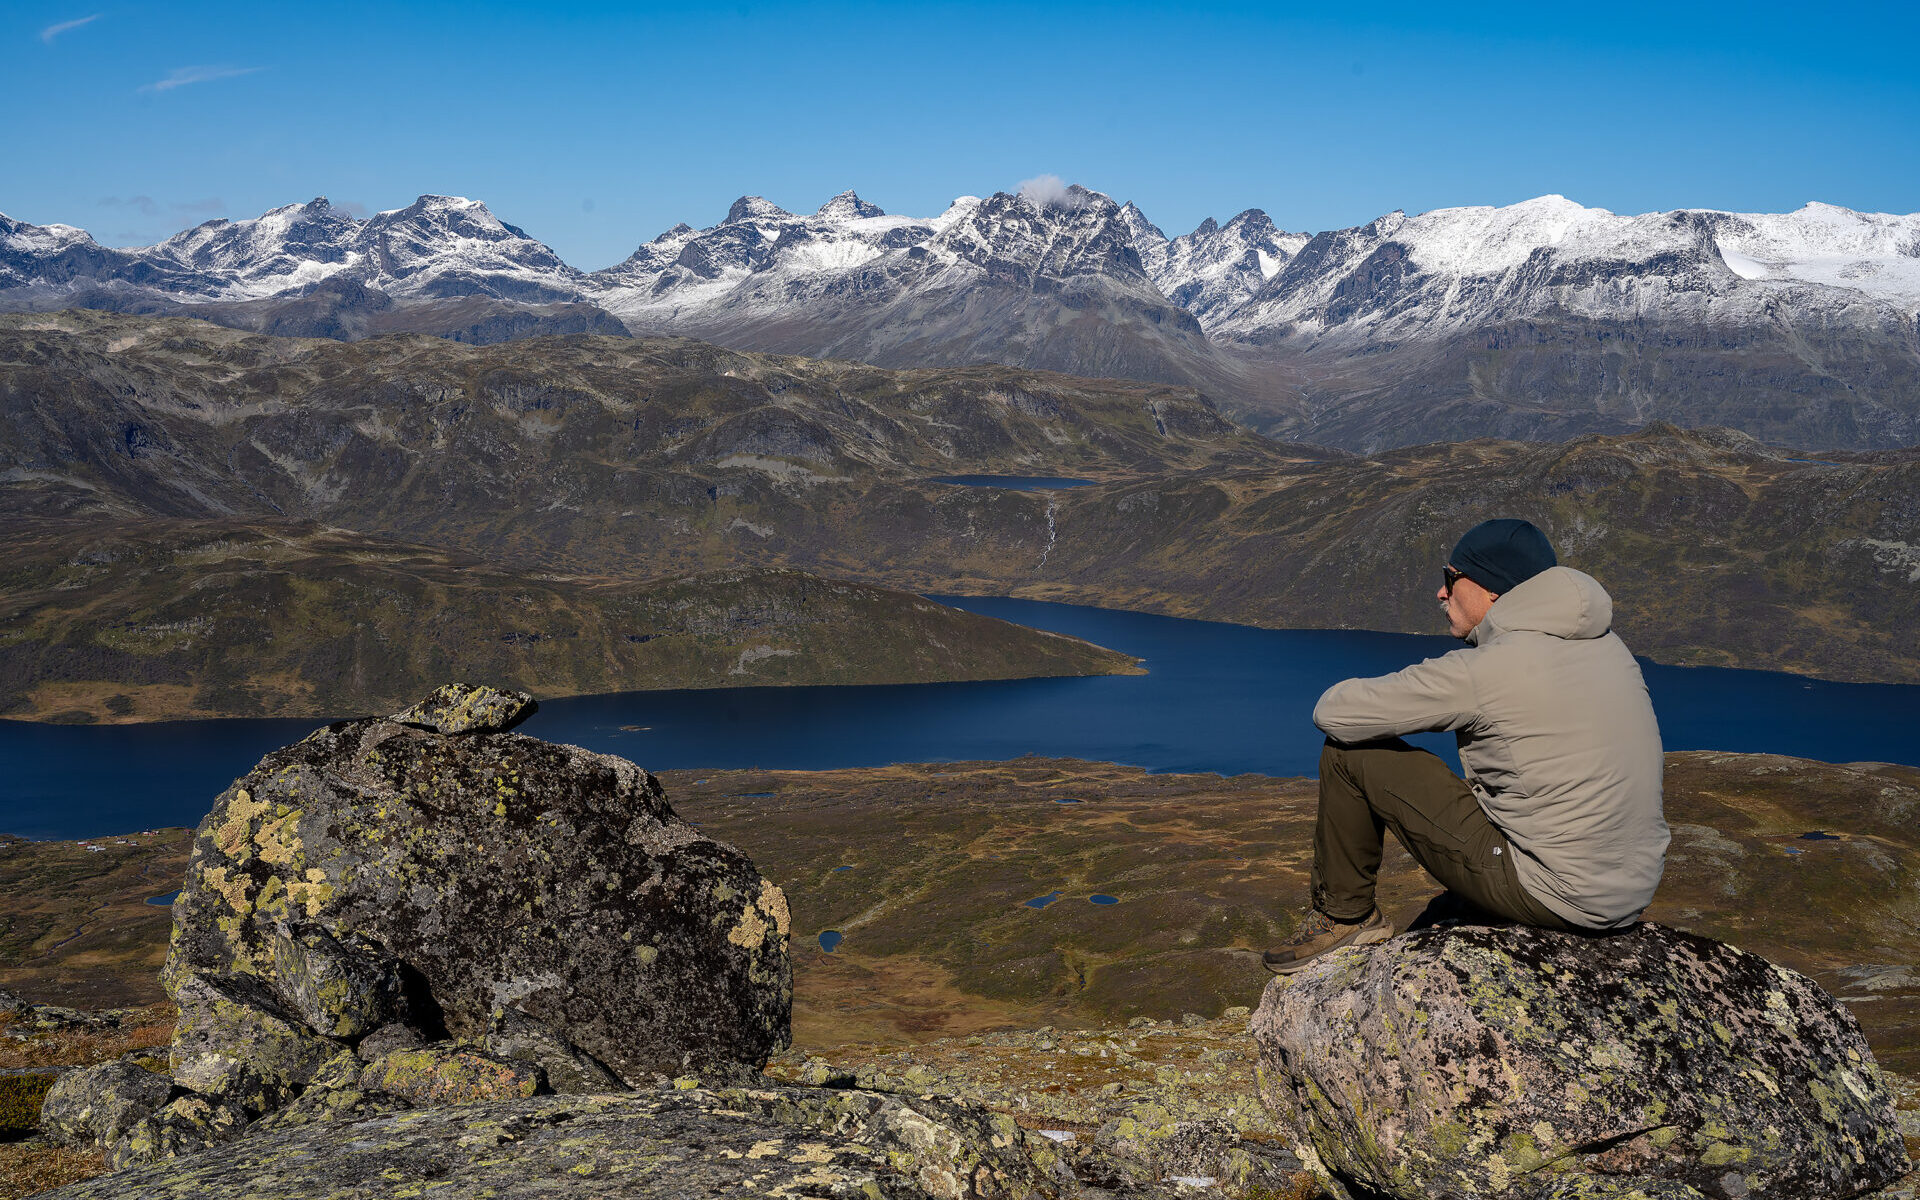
[5,311,1917,705]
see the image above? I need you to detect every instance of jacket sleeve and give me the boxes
[1312,648,1481,743]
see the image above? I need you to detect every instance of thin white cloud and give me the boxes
[100,195,226,219]
[1018,174,1085,212]
[39,14,100,43]
[141,65,263,93]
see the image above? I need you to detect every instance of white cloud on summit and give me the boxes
[39,14,100,43]
[1017,175,1086,211]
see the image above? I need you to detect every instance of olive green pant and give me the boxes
[1312,737,1575,930]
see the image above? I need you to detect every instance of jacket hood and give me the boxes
[1468,565,1613,645]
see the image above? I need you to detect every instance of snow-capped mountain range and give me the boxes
[5,185,1918,449]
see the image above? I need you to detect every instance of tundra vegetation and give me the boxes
[5,751,1916,1195]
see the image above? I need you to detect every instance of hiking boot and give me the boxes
[1262,907,1393,975]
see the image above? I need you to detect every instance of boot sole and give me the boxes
[1262,922,1394,976]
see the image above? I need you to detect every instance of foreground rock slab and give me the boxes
[1253,921,1911,1200]
[34,1085,1071,1200]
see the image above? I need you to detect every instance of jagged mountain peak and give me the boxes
[0,213,100,248]
[726,195,793,224]
[1221,209,1279,235]
[930,186,1152,285]
[816,190,885,220]
[373,195,518,233]
[1116,201,1167,247]
[1008,180,1114,215]
[382,194,490,217]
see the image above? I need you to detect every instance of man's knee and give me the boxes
[1320,736,1417,784]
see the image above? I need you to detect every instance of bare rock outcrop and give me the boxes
[1251,921,1911,1200]
[37,1085,1073,1200]
[47,684,794,1167]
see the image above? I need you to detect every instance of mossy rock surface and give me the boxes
[0,1066,61,1134]
[1252,921,1911,1200]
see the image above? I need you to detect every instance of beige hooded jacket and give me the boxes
[1311,566,1667,929]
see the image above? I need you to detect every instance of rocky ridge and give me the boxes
[6,187,1918,448]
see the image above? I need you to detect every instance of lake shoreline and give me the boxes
[5,589,1911,727]
[7,598,1920,842]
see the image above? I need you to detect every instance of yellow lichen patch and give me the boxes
[746,1138,785,1160]
[756,879,792,938]
[199,865,252,914]
[729,903,770,949]
[213,788,270,859]
[787,1142,836,1164]
[287,869,336,919]
[253,810,305,868]
[257,874,291,920]
[728,878,794,949]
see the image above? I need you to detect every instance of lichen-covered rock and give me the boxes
[162,685,792,1094]
[34,1085,1071,1199]
[1252,921,1912,1200]
[40,1056,176,1151]
[1534,1179,1710,1200]
[484,1005,626,1095]
[390,682,536,734]
[352,1022,424,1060]
[1090,1101,1303,1194]
[359,1046,542,1106]
[268,924,405,1039]
[168,973,337,1115]
[111,1093,249,1169]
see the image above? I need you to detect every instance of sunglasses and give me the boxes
[1442,566,1468,595]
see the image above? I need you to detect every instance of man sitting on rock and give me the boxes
[1264,518,1669,974]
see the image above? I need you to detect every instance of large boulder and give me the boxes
[39,1057,176,1153]
[155,683,791,1135]
[1252,921,1911,1200]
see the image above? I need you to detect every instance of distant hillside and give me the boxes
[0,520,1137,723]
[5,312,1917,684]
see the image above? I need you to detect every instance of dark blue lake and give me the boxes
[4,597,1919,841]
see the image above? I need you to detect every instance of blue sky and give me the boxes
[5,1,1917,270]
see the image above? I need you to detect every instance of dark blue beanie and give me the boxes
[1449,519,1557,595]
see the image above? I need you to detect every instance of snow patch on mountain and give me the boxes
[1147,208,1310,325]
[2,219,98,255]
[1205,195,1920,344]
